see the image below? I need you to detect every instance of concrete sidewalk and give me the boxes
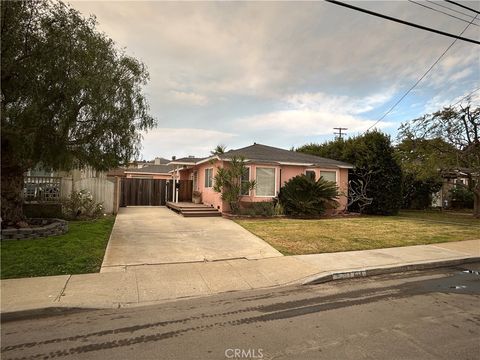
[1,240,479,316]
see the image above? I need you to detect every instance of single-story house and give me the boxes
[169,143,353,213]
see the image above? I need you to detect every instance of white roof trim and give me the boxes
[124,171,172,175]
[277,161,315,166]
[167,161,197,165]
[194,155,220,165]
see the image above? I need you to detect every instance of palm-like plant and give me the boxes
[211,144,227,156]
[278,175,339,217]
[213,156,255,213]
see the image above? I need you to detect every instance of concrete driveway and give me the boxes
[101,207,282,271]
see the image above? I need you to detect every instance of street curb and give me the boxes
[300,257,480,285]
[1,307,98,323]
[2,257,478,322]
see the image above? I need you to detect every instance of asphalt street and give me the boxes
[1,264,479,360]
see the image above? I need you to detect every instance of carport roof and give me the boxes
[124,164,174,174]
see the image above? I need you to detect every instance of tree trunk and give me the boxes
[1,163,26,227]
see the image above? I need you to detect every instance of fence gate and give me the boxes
[120,179,193,207]
[120,179,166,206]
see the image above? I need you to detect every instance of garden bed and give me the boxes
[1,218,68,240]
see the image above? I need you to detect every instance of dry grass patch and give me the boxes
[235,215,479,255]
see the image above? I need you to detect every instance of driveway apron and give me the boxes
[101,207,282,271]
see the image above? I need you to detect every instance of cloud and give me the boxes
[424,88,480,114]
[235,90,395,137]
[169,90,209,106]
[285,90,396,115]
[139,128,236,160]
[69,1,479,157]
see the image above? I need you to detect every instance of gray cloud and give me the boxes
[70,1,479,159]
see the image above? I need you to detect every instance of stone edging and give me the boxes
[1,218,68,240]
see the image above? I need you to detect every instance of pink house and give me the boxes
[169,143,353,213]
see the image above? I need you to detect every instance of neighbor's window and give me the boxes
[321,170,337,183]
[256,167,275,197]
[205,168,213,188]
[240,167,250,195]
[305,170,316,181]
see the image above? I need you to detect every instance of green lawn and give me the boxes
[235,211,479,255]
[1,216,115,279]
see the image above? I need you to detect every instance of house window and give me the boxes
[240,167,250,195]
[205,168,213,188]
[256,167,275,197]
[305,170,316,181]
[321,170,337,183]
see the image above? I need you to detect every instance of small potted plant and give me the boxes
[192,191,202,204]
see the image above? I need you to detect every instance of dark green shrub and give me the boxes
[23,203,63,218]
[278,175,338,217]
[297,131,403,215]
[402,174,442,209]
[450,187,474,209]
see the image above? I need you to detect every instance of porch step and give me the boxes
[166,202,222,217]
[182,210,222,217]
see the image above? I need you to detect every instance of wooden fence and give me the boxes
[24,176,116,214]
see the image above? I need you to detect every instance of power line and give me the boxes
[408,0,479,27]
[365,12,479,132]
[427,0,480,21]
[324,0,480,45]
[444,0,480,15]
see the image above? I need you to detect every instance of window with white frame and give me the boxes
[320,170,336,183]
[256,167,275,197]
[204,168,213,188]
[305,170,316,181]
[240,167,250,195]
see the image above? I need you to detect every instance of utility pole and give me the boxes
[334,127,348,139]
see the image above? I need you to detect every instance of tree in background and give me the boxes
[213,156,255,214]
[297,131,403,215]
[211,144,227,156]
[394,137,453,209]
[398,105,479,217]
[1,1,155,225]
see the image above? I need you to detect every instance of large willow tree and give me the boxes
[1,1,155,225]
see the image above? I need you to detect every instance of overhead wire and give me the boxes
[427,0,480,21]
[324,0,480,44]
[364,10,479,132]
[444,0,480,15]
[408,0,479,27]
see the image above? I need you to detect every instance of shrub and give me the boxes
[450,187,474,209]
[62,190,104,220]
[278,175,338,217]
[402,174,442,210]
[213,156,255,214]
[239,201,275,217]
[297,131,403,215]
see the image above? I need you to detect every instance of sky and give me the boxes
[70,0,480,160]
